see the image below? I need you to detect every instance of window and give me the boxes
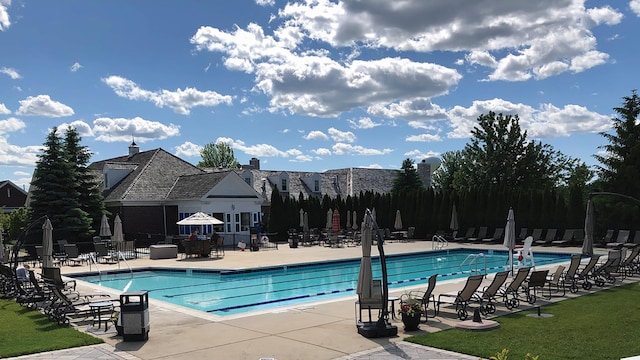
[314,179,320,192]
[240,212,251,232]
[235,213,240,232]
[281,178,287,191]
[226,213,232,233]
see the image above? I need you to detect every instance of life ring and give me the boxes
[260,235,269,244]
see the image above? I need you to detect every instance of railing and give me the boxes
[116,251,133,277]
[87,254,102,281]
[432,234,448,250]
[460,253,487,275]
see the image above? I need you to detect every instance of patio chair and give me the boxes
[408,273,438,320]
[482,228,504,243]
[523,269,550,303]
[622,230,640,249]
[545,265,566,298]
[214,236,225,257]
[14,271,49,309]
[530,229,543,242]
[467,227,488,242]
[607,230,630,249]
[534,229,557,246]
[517,228,529,242]
[93,242,116,263]
[356,279,384,323]
[575,254,601,290]
[63,244,86,266]
[601,229,615,246]
[436,274,484,320]
[454,228,475,242]
[41,266,77,292]
[477,270,509,315]
[501,266,531,310]
[593,250,623,286]
[619,246,640,277]
[551,229,575,246]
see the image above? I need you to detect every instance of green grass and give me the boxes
[406,282,640,360]
[0,299,103,358]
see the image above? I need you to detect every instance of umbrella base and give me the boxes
[357,321,398,338]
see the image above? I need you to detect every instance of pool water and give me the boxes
[71,248,571,316]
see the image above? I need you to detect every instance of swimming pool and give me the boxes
[70,248,572,316]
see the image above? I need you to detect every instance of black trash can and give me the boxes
[120,291,150,341]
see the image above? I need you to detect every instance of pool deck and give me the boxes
[9,241,619,360]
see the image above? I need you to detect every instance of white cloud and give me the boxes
[632,0,640,16]
[312,148,331,156]
[328,127,355,143]
[290,154,313,162]
[367,98,447,120]
[303,130,329,140]
[102,75,233,115]
[175,141,203,158]
[0,0,10,31]
[0,66,21,79]
[348,117,380,129]
[405,149,441,159]
[256,0,275,7]
[0,137,42,167]
[56,120,94,137]
[0,103,10,114]
[70,62,83,72]
[446,98,611,139]
[0,117,25,134]
[217,137,301,158]
[92,116,180,142]
[407,121,436,130]
[16,95,74,117]
[405,133,442,142]
[332,143,392,156]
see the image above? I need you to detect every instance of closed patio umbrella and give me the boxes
[352,211,358,231]
[332,209,341,233]
[326,209,333,232]
[356,213,373,300]
[42,218,54,268]
[99,214,112,238]
[112,214,124,243]
[450,204,459,232]
[299,209,304,229]
[503,208,516,275]
[582,199,594,256]
[0,226,5,264]
[346,210,352,230]
[394,210,403,230]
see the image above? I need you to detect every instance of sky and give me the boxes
[1,0,639,190]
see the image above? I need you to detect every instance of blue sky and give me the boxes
[1,0,639,189]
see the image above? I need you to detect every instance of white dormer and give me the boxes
[301,173,322,193]
[269,172,290,193]
[241,170,253,187]
[103,163,137,190]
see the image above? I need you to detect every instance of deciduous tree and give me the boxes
[198,142,240,169]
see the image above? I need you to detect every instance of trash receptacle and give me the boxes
[120,291,150,341]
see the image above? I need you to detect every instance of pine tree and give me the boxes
[29,127,92,242]
[64,126,106,240]
[392,158,425,193]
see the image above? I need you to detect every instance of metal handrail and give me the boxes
[460,253,487,275]
[116,251,134,277]
[88,254,102,281]
[431,235,448,250]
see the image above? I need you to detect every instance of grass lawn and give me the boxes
[0,299,103,358]
[406,282,640,359]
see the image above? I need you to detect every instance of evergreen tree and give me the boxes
[64,127,106,240]
[29,127,91,242]
[594,90,640,199]
[392,158,425,193]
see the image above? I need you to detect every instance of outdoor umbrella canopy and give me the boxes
[176,212,223,225]
[356,214,373,299]
[99,214,112,238]
[352,211,358,230]
[303,212,309,233]
[450,204,459,232]
[42,218,54,268]
[503,208,516,275]
[332,209,341,233]
[582,199,594,256]
[346,210,352,230]
[0,226,5,263]
[326,209,333,232]
[299,209,305,229]
[112,214,124,243]
[394,210,403,230]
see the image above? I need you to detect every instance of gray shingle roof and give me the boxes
[166,172,229,200]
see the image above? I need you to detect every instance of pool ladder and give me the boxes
[460,253,487,275]
[432,234,448,250]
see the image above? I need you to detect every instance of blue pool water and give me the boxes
[70,248,572,316]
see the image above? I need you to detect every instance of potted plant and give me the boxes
[398,293,422,331]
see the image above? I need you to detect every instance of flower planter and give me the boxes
[401,311,421,331]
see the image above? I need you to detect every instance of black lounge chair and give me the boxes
[454,228,475,242]
[552,229,575,246]
[619,246,640,277]
[408,273,438,321]
[593,250,623,286]
[523,270,550,303]
[622,230,640,249]
[535,229,557,246]
[41,266,76,292]
[501,266,531,309]
[517,228,529,242]
[575,254,601,290]
[437,274,484,320]
[607,230,630,249]
[467,227,488,242]
[482,228,504,243]
[530,229,543,243]
[477,270,509,314]
[63,244,86,266]
[544,265,566,298]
